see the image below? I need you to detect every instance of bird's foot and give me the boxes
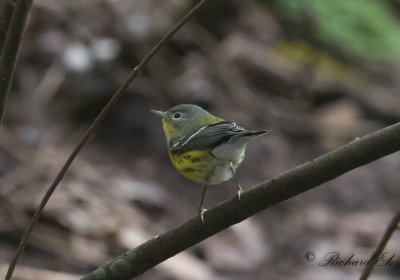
[199,207,207,223]
[237,185,244,200]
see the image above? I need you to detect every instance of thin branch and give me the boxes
[0,0,15,54]
[81,122,400,280]
[0,0,32,124]
[4,1,207,279]
[359,211,400,280]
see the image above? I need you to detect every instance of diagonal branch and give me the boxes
[0,0,33,124]
[81,122,400,280]
[4,1,207,279]
[0,0,15,54]
[359,210,400,280]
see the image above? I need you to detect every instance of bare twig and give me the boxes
[0,0,15,54]
[4,1,207,279]
[359,211,400,280]
[81,122,400,280]
[0,0,33,124]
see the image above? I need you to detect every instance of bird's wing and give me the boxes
[170,121,245,155]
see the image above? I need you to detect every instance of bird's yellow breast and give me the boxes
[169,149,214,184]
[169,148,245,185]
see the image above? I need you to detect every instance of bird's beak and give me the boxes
[150,110,167,118]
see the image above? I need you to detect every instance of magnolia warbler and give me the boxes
[151,104,270,221]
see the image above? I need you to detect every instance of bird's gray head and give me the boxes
[151,104,211,131]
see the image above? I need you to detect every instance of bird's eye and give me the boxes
[173,112,182,119]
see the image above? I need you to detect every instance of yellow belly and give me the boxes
[169,149,245,185]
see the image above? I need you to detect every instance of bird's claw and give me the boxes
[237,185,243,200]
[199,207,207,223]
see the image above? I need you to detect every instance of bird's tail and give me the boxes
[242,129,271,138]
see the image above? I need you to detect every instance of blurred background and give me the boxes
[1,0,400,279]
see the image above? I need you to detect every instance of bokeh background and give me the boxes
[1,0,400,279]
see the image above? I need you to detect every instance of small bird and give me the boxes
[151,104,270,222]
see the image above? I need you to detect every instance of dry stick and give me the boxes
[359,211,400,280]
[81,122,400,280]
[0,0,33,124]
[0,0,15,53]
[4,1,207,279]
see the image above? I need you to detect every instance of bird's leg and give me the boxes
[199,184,208,223]
[230,162,243,199]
